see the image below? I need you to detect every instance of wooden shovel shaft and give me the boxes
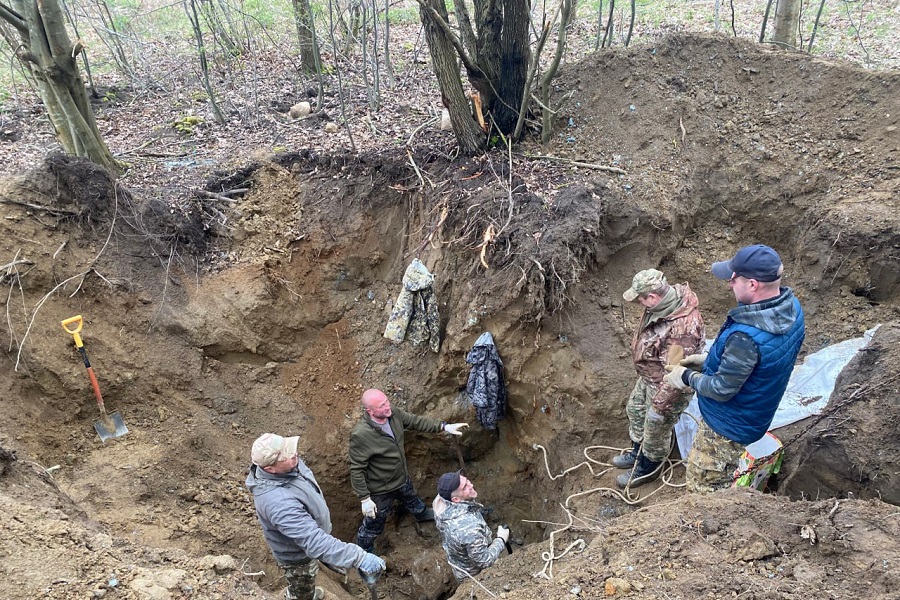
[453,437,466,472]
[78,347,108,414]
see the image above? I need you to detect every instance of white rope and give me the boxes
[530,439,688,578]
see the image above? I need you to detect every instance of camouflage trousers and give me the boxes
[625,377,691,462]
[278,557,319,600]
[685,418,745,493]
[355,477,425,552]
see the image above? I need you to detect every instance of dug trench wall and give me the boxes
[1,139,899,598]
[1,34,899,599]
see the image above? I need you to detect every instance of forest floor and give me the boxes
[1,5,899,600]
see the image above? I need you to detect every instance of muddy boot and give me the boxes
[615,453,662,489]
[414,507,435,522]
[611,441,641,469]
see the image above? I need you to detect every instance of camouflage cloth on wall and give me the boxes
[465,332,507,430]
[383,259,441,353]
[685,418,745,493]
[279,558,319,600]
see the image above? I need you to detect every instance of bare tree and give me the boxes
[292,0,321,72]
[185,0,226,124]
[90,0,137,81]
[538,0,573,143]
[418,0,531,154]
[0,0,118,172]
[771,0,800,48]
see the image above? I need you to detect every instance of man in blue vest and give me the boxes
[664,245,805,493]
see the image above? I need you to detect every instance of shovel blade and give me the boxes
[94,412,129,443]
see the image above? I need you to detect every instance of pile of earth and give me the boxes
[0,33,898,600]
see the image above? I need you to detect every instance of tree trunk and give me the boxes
[491,0,530,133]
[292,0,320,72]
[185,0,226,124]
[419,0,483,155]
[771,0,800,49]
[1,0,118,173]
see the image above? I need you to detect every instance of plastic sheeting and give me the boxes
[675,326,880,459]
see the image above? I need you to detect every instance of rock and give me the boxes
[128,568,187,599]
[440,109,452,131]
[735,532,778,562]
[410,548,454,599]
[604,577,631,595]
[324,122,339,133]
[199,554,238,574]
[289,102,311,119]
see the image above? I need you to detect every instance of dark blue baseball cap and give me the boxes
[711,244,783,282]
[437,471,462,500]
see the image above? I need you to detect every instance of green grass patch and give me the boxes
[387,4,420,24]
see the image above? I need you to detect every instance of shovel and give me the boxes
[358,568,381,600]
[61,315,128,442]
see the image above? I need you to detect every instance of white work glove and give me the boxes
[358,552,385,575]
[679,352,708,370]
[361,497,377,519]
[496,525,510,543]
[663,365,691,391]
[443,422,469,436]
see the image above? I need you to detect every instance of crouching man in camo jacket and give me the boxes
[433,471,510,581]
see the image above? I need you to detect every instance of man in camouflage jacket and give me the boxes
[613,269,705,489]
[433,471,509,581]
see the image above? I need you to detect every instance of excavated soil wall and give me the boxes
[1,34,898,600]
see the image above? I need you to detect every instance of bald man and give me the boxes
[349,388,468,553]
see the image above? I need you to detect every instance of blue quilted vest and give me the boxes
[698,296,805,445]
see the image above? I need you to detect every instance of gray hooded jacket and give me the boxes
[246,459,366,567]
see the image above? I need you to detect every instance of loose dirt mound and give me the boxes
[779,322,900,504]
[461,489,900,600]
[0,34,898,600]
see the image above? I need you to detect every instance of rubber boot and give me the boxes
[615,453,662,489]
[414,507,435,522]
[611,441,641,469]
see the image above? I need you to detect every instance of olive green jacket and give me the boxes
[349,407,442,498]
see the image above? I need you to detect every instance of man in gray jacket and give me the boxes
[433,471,509,581]
[246,433,385,600]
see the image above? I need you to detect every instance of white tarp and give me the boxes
[674,326,879,459]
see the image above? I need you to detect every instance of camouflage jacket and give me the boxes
[383,259,441,352]
[631,283,705,412]
[433,497,505,580]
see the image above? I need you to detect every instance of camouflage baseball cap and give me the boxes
[251,433,299,467]
[623,269,667,302]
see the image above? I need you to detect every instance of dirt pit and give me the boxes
[1,34,899,600]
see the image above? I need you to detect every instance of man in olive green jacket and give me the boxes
[349,388,467,553]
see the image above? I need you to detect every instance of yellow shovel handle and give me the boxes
[61,315,85,348]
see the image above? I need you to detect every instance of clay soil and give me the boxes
[1,31,899,600]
